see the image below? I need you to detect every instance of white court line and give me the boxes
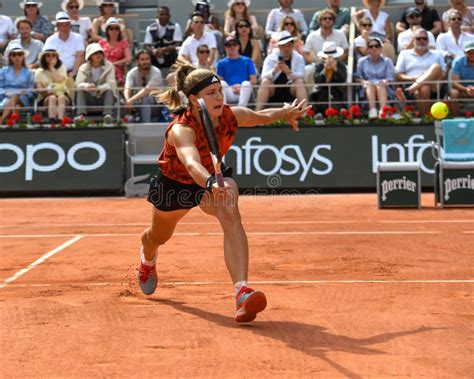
[5,279,474,288]
[1,219,474,228]
[0,235,83,289]
[0,231,458,239]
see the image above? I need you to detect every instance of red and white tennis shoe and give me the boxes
[137,262,157,295]
[235,286,267,323]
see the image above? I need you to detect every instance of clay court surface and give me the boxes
[0,194,473,377]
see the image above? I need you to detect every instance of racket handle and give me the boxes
[216,173,225,187]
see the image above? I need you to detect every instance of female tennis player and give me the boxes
[137,63,309,323]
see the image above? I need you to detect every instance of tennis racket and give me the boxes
[197,98,225,187]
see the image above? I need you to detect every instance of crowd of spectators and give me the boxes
[0,0,473,125]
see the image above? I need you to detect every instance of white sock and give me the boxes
[140,247,157,267]
[234,281,248,296]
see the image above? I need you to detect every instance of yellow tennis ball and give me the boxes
[431,102,449,120]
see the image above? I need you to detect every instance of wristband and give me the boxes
[205,176,217,192]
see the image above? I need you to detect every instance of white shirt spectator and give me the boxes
[44,32,85,71]
[0,15,15,46]
[143,20,183,44]
[261,50,305,82]
[304,29,348,59]
[178,32,216,64]
[265,7,308,38]
[397,29,436,52]
[70,17,92,42]
[395,49,446,77]
[362,9,389,38]
[436,30,474,59]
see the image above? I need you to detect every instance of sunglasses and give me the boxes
[361,23,372,27]
[415,36,428,41]
[10,52,24,57]
[284,22,295,26]
[450,17,462,21]
[193,20,205,24]
[234,2,245,5]
[237,24,250,28]
[68,5,80,9]
[102,4,115,7]
[44,53,58,58]
[198,50,210,54]
[408,14,420,18]
[25,4,38,8]
[368,44,381,48]
[225,43,238,47]
[108,27,120,31]
[322,17,334,21]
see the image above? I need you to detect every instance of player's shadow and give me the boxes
[154,298,437,379]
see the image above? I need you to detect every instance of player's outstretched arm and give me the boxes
[232,99,311,132]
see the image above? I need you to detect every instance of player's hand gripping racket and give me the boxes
[197,98,225,188]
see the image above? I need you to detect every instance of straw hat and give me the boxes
[6,42,30,58]
[61,0,85,12]
[227,0,250,7]
[19,1,43,9]
[38,46,60,60]
[96,0,119,7]
[276,30,295,46]
[105,17,124,31]
[54,11,72,24]
[317,41,344,59]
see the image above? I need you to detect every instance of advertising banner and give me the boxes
[0,128,124,193]
[223,125,436,190]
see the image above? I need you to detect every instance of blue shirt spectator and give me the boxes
[0,64,35,107]
[452,55,474,86]
[217,55,256,86]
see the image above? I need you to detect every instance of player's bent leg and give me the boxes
[138,207,189,295]
[199,178,267,322]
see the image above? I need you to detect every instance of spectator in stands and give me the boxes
[353,0,393,43]
[442,0,474,34]
[179,12,217,66]
[34,47,72,124]
[304,9,348,64]
[224,0,259,38]
[7,18,43,69]
[395,28,446,116]
[267,16,305,56]
[234,19,261,70]
[99,17,131,86]
[309,0,350,35]
[143,6,183,72]
[192,44,215,70]
[396,0,442,37]
[397,7,436,52]
[437,10,474,62]
[217,36,256,107]
[355,36,395,118]
[61,0,92,44]
[256,31,307,111]
[17,0,53,42]
[185,1,223,55]
[0,43,34,123]
[124,50,166,123]
[75,43,116,124]
[265,0,308,39]
[449,41,474,116]
[309,41,347,115]
[44,12,85,78]
[0,11,15,56]
[91,0,127,43]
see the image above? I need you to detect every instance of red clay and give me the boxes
[0,194,473,377]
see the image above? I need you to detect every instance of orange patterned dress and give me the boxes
[158,105,238,184]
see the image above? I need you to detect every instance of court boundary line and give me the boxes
[4,279,474,289]
[1,219,474,228]
[0,235,83,289]
[1,230,466,238]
